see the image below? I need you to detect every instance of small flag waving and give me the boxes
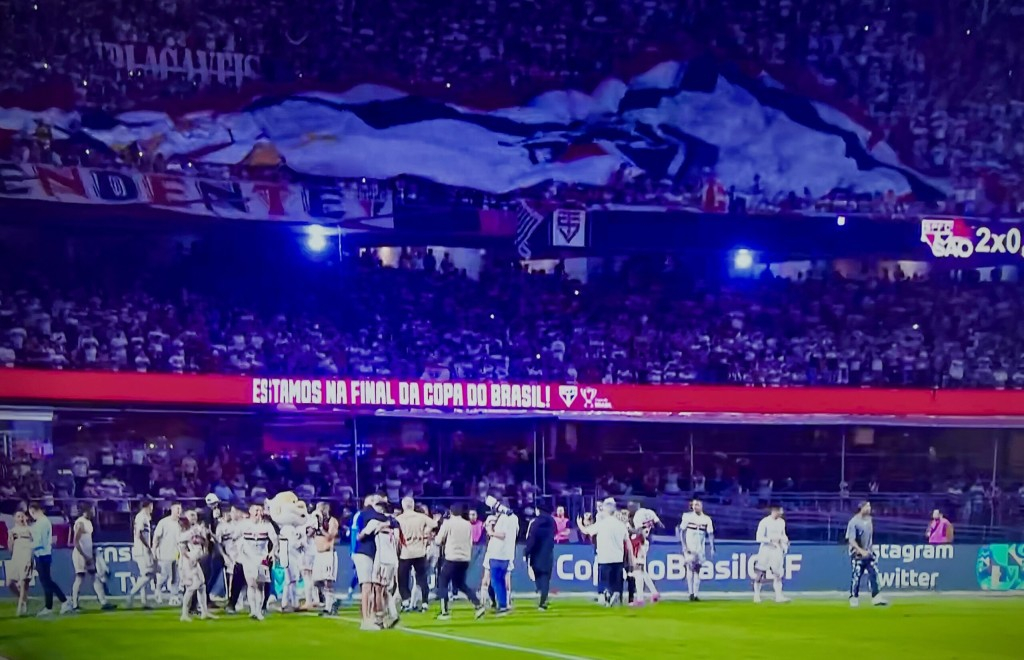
[515,200,545,259]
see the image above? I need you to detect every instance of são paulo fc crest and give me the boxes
[558,385,578,408]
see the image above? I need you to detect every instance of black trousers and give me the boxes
[627,575,637,602]
[438,560,480,612]
[533,569,551,606]
[598,562,623,599]
[227,564,246,609]
[398,556,429,604]
[36,555,67,609]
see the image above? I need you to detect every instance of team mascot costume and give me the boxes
[266,492,312,611]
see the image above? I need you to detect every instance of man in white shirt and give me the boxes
[70,504,115,611]
[577,498,629,606]
[152,502,183,605]
[127,499,157,609]
[484,496,519,616]
[753,505,791,603]
[679,498,715,602]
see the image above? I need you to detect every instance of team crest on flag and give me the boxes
[920,218,974,258]
[552,209,587,249]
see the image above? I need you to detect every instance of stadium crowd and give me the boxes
[2,424,1021,544]
[2,237,1024,389]
[2,0,1023,216]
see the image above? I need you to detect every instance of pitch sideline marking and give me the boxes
[337,616,599,660]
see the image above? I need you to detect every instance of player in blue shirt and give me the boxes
[346,508,363,604]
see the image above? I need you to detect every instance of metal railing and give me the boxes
[2,491,1020,546]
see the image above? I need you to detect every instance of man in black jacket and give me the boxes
[523,500,556,610]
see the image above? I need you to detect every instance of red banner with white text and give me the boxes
[2,370,1024,419]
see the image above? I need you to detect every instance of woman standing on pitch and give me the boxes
[7,511,35,616]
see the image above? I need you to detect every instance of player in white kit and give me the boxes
[179,510,218,622]
[679,498,715,601]
[239,502,277,621]
[367,515,401,629]
[70,504,116,612]
[753,505,791,603]
[127,499,157,609]
[216,505,241,612]
[312,502,340,616]
[629,506,661,606]
[152,502,183,605]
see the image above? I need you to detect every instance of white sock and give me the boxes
[248,586,261,616]
[385,591,397,619]
[754,578,762,598]
[692,573,701,596]
[94,577,107,605]
[303,576,314,605]
[643,571,658,596]
[686,572,695,595]
[635,571,645,601]
[182,587,196,618]
[321,585,334,612]
[197,586,209,616]
[72,575,83,608]
[130,576,150,604]
[773,578,784,599]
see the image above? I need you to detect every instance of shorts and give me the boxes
[353,554,374,585]
[180,560,205,590]
[132,552,156,576]
[158,559,176,579]
[73,549,96,574]
[302,546,316,571]
[96,554,110,580]
[312,551,338,583]
[683,550,706,569]
[242,559,271,584]
[284,552,304,581]
[754,547,785,579]
[372,563,397,587]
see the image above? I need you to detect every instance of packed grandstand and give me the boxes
[2,0,1023,217]
[1,0,1024,561]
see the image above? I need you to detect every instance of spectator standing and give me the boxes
[927,509,954,544]
[553,505,571,543]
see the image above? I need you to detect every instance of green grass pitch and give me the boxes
[1,597,1022,659]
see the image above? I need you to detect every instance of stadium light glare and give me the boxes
[837,215,846,226]
[912,323,920,330]
[305,225,331,253]
[489,313,495,320]
[733,249,754,270]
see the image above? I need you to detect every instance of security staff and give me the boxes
[523,500,556,610]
